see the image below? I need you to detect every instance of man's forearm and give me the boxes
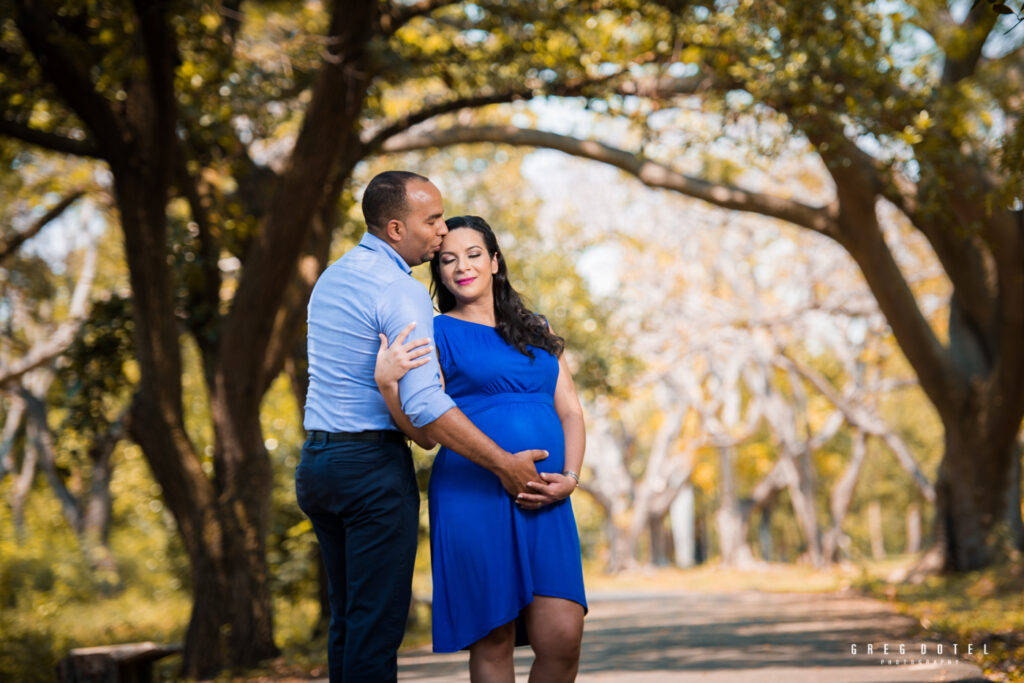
[423,407,507,471]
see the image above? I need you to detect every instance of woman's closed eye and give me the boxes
[441,252,482,265]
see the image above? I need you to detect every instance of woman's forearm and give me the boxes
[381,382,437,450]
[561,411,585,476]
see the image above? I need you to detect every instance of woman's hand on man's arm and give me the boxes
[375,322,437,450]
[375,321,431,388]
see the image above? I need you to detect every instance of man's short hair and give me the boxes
[362,171,429,234]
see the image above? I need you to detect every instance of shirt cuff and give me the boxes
[404,390,457,429]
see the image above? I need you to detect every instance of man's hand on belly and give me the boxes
[496,449,548,497]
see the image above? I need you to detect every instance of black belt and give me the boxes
[307,430,406,444]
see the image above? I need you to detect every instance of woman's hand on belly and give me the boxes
[514,471,577,510]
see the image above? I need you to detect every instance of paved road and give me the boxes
[395,591,989,682]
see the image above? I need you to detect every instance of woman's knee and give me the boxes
[472,621,516,660]
[533,632,581,667]
[532,619,582,664]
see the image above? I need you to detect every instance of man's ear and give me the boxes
[385,218,404,242]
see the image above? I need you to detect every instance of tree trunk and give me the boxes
[788,448,823,567]
[285,339,330,636]
[823,430,867,563]
[905,504,922,555]
[868,500,886,561]
[1008,443,1023,552]
[0,391,25,477]
[82,426,120,589]
[933,416,1021,571]
[607,510,645,572]
[648,515,672,566]
[8,0,381,677]
[13,378,121,584]
[669,484,696,568]
[207,384,278,669]
[716,446,754,566]
[597,486,643,573]
[117,161,279,675]
[10,419,38,537]
[23,380,84,535]
[758,506,774,561]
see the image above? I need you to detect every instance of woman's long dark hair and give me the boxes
[430,215,564,359]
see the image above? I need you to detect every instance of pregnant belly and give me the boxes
[454,396,566,474]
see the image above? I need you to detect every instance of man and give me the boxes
[296,170,547,682]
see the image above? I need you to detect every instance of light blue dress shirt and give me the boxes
[304,232,456,432]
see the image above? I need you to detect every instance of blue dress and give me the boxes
[428,314,587,652]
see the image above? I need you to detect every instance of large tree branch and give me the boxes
[0,118,102,158]
[173,151,222,368]
[776,353,936,502]
[222,0,376,412]
[12,1,126,156]
[750,456,796,509]
[218,0,244,45]
[0,243,97,386]
[131,0,180,181]
[379,0,462,35]
[638,404,687,498]
[258,142,350,395]
[806,130,962,410]
[382,124,838,234]
[23,383,83,533]
[362,55,665,154]
[942,2,999,85]
[0,190,85,263]
[361,92,534,153]
[992,209,1024,422]
[868,149,995,336]
[0,391,26,478]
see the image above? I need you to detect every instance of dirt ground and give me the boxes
[392,590,990,682]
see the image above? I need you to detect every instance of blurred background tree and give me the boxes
[386,0,1024,574]
[0,1,649,676]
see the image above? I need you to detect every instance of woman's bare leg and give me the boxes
[469,620,516,683]
[522,596,585,682]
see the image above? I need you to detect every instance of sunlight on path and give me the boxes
[394,591,989,682]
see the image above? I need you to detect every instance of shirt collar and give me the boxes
[359,231,412,275]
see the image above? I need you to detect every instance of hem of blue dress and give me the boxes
[430,591,588,653]
[431,600,526,653]
[532,589,589,615]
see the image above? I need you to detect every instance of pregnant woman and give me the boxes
[376,215,587,682]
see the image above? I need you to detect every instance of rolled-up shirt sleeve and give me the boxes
[377,278,456,428]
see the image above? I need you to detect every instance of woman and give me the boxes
[375,215,587,682]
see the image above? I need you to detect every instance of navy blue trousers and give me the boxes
[296,435,419,683]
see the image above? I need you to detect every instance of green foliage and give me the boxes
[261,373,317,600]
[0,440,191,682]
[53,294,135,437]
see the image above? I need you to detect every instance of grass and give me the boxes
[582,559,858,594]
[0,587,190,683]
[855,553,1024,683]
